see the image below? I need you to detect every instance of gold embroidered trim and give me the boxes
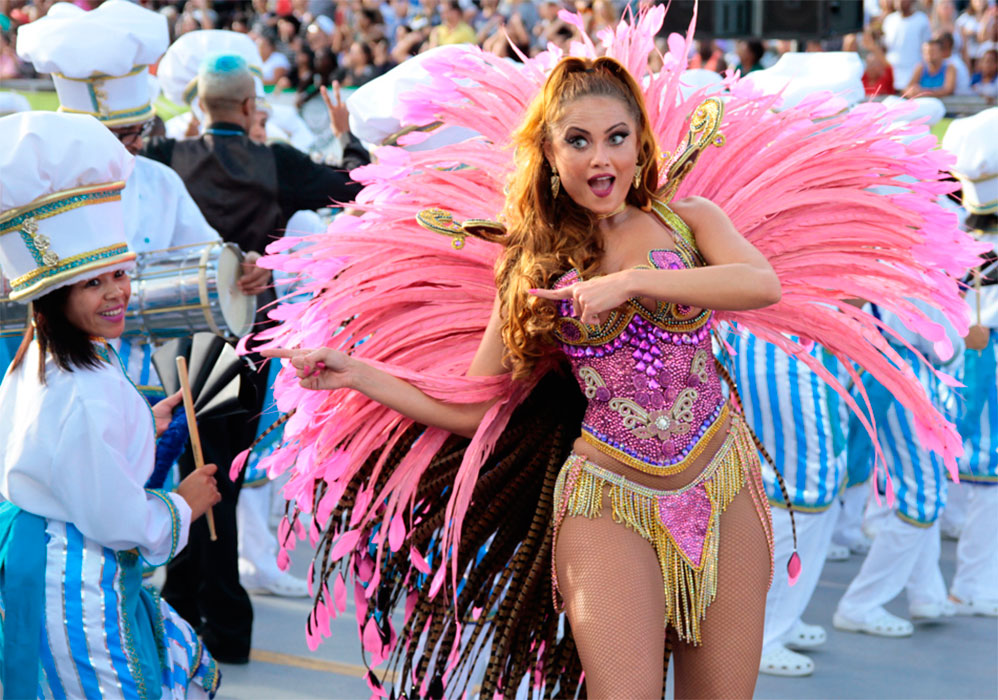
[553,415,756,644]
[0,182,126,233]
[580,401,731,476]
[9,249,135,301]
[53,65,147,81]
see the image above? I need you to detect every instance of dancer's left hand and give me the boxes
[151,390,184,438]
[530,271,634,326]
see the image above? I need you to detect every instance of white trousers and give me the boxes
[940,479,968,533]
[951,484,998,603]
[837,515,946,620]
[762,501,840,654]
[833,484,868,547]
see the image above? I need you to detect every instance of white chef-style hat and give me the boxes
[347,45,481,151]
[0,112,135,303]
[742,52,866,111]
[943,108,998,216]
[158,29,265,107]
[15,1,168,128]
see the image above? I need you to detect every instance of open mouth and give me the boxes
[588,174,615,198]
[97,306,125,323]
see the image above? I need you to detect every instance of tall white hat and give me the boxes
[158,30,264,107]
[943,108,998,216]
[742,52,866,111]
[0,112,135,303]
[15,1,168,128]
[347,45,481,150]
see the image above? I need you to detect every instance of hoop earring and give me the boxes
[633,163,643,189]
[551,169,561,198]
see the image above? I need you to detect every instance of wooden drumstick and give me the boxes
[176,356,218,541]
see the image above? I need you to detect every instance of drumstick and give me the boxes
[176,356,218,541]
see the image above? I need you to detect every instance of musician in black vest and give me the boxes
[143,53,370,664]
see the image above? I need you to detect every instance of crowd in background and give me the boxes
[1,0,996,113]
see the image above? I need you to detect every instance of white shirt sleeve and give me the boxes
[35,397,191,565]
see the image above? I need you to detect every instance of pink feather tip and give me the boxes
[229,448,250,481]
[787,551,802,586]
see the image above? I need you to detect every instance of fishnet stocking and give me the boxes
[555,482,770,699]
[556,486,667,699]
[670,485,770,699]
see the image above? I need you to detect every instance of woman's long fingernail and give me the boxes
[303,365,311,374]
[316,361,326,369]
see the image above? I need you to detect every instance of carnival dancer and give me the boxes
[943,107,998,617]
[246,9,979,698]
[270,55,780,698]
[0,111,221,698]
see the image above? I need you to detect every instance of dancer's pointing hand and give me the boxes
[261,347,355,391]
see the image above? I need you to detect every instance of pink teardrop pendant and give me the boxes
[787,551,802,586]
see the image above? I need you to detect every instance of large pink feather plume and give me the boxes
[245,6,984,681]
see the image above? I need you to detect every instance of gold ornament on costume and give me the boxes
[658,97,725,203]
[634,163,643,189]
[21,216,61,267]
[550,170,561,198]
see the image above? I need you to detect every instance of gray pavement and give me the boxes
[213,536,997,700]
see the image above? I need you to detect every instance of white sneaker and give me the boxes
[833,607,913,637]
[949,596,998,617]
[785,620,827,650]
[909,599,956,620]
[825,544,850,561]
[759,645,814,677]
[245,569,310,598]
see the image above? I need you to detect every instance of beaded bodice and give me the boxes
[551,203,726,475]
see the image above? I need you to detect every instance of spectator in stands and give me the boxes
[971,46,998,101]
[337,39,376,87]
[428,0,476,47]
[937,31,972,95]
[735,39,765,74]
[861,29,895,95]
[590,0,618,38]
[473,0,506,45]
[305,16,334,52]
[957,0,997,69]
[690,39,728,72]
[931,0,963,55]
[0,29,24,80]
[256,26,291,85]
[906,37,956,97]
[882,0,932,91]
[381,0,412,47]
[392,20,430,63]
[371,35,394,77]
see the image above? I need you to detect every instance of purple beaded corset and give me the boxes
[551,203,727,476]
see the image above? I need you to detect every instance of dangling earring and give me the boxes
[633,163,643,189]
[550,168,561,198]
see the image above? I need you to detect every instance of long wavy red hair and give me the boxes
[496,56,661,380]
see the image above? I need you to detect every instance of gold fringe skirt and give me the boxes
[551,412,773,645]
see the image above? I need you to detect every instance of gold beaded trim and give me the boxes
[552,415,756,644]
[580,401,731,476]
